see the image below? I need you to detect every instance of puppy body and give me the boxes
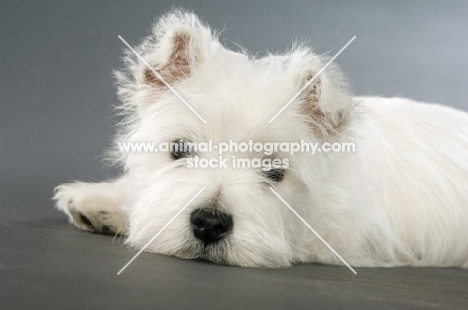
[54,11,468,268]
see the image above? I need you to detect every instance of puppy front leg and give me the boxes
[53,180,129,235]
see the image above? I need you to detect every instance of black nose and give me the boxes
[190,208,233,245]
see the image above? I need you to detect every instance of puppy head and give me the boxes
[114,9,355,267]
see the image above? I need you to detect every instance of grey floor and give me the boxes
[1,1,468,309]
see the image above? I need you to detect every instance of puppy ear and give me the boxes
[115,10,218,112]
[292,51,354,136]
[143,31,193,87]
[137,10,214,87]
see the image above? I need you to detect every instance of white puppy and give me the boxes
[54,10,468,268]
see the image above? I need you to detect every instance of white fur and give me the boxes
[54,10,468,268]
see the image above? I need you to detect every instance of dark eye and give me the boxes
[263,168,285,183]
[171,139,194,160]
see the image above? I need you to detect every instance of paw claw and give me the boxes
[79,213,93,227]
[101,225,114,234]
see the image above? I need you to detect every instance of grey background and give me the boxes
[1,1,467,309]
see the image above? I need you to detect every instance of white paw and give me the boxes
[53,182,128,235]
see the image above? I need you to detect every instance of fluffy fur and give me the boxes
[54,10,468,268]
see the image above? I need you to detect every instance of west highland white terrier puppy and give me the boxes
[54,10,468,268]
